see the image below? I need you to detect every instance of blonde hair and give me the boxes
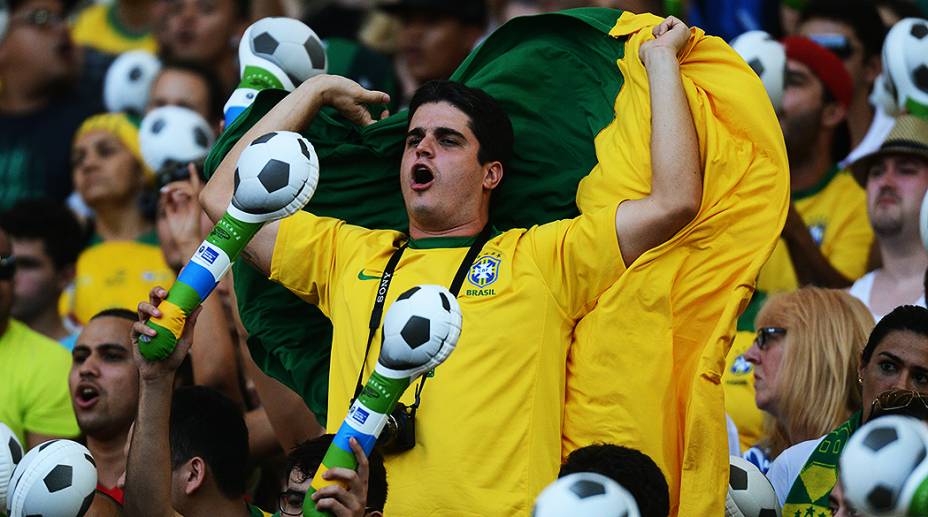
[758,287,874,457]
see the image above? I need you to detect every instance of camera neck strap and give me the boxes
[352,224,494,405]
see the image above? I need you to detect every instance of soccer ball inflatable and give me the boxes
[0,423,23,511]
[871,72,899,117]
[379,285,462,379]
[882,18,928,116]
[840,415,928,516]
[240,17,326,91]
[899,452,928,516]
[726,456,780,517]
[103,50,161,117]
[6,440,97,517]
[730,31,786,112]
[534,472,641,517]
[223,87,259,127]
[139,105,215,173]
[230,131,319,223]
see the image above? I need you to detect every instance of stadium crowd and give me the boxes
[0,0,927,516]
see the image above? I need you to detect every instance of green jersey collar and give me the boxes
[793,164,840,201]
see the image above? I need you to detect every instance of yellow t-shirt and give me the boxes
[71,4,158,55]
[270,206,624,517]
[0,319,79,445]
[757,167,873,294]
[66,240,175,325]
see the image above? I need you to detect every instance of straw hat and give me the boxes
[851,115,928,186]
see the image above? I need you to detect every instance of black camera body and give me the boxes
[378,402,417,454]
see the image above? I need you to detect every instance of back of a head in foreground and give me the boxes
[169,385,249,500]
[560,443,669,517]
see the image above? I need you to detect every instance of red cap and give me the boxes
[782,35,854,108]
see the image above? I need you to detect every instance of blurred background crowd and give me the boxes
[1,0,928,515]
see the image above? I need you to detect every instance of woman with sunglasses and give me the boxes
[767,304,928,514]
[742,288,873,467]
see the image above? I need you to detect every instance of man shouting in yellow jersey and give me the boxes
[198,16,700,517]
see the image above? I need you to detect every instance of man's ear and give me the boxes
[483,161,503,191]
[184,457,207,496]
[822,101,847,130]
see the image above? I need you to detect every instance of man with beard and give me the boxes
[69,308,140,504]
[754,35,873,294]
[848,115,928,320]
[0,0,105,210]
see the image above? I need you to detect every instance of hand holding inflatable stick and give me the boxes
[138,131,319,360]
[304,285,462,517]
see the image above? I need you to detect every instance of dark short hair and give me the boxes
[559,444,669,517]
[800,0,888,59]
[156,60,226,124]
[0,199,84,270]
[170,386,249,500]
[288,434,388,512]
[89,308,138,323]
[862,305,928,365]
[408,80,514,173]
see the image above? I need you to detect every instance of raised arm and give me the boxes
[199,75,389,275]
[125,289,200,517]
[614,17,702,266]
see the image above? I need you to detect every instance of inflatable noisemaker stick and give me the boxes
[304,285,462,517]
[224,17,327,127]
[138,131,319,361]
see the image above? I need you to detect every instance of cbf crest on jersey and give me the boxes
[468,255,500,288]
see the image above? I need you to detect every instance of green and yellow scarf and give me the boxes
[783,411,862,517]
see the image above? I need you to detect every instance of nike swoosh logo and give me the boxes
[358,270,381,281]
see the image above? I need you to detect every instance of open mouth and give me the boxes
[75,385,100,409]
[411,164,434,191]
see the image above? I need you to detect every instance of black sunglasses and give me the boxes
[0,255,15,280]
[754,326,786,351]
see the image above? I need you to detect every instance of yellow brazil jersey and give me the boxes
[270,205,624,517]
[65,240,175,325]
[0,320,79,445]
[757,167,873,294]
[71,4,158,55]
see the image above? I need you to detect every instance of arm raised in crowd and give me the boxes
[614,16,702,266]
[198,75,389,276]
[124,290,200,517]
